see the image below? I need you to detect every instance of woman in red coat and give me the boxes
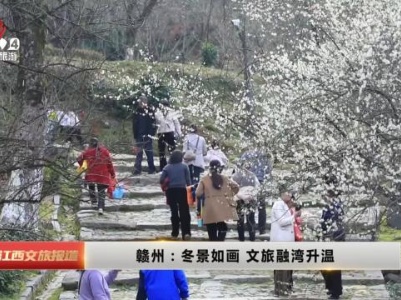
[77,138,115,215]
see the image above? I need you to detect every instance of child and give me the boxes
[136,270,189,300]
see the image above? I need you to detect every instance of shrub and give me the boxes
[201,42,218,67]
[45,45,105,61]
[0,229,41,296]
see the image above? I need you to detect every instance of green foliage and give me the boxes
[0,271,25,297]
[91,74,171,120]
[48,287,63,300]
[387,283,401,299]
[0,230,40,296]
[45,45,105,61]
[80,28,126,61]
[378,218,401,241]
[201,42,218,67]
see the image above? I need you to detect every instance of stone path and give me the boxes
[57,153,390,299]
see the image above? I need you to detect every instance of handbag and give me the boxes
[183,136,200,163]
[186,185,195,207]
[291,208,303,241]
[294,220,303,241]
[77,160,88,174]
[112,185,124,200]
[107,177,117,199]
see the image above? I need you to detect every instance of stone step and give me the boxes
[79,227,270,241]
[60,283,389,300]
[60,270,387,298]
[76,205,380,235]
[79,227,372,242]
[81,186,164,199]
[61,270,386,290]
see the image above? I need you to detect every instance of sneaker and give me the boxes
[148,170,157,175]
[132,170,141,176]
[98,208,104,215]
[183,234,191,241]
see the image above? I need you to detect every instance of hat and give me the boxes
[89,137,98,148]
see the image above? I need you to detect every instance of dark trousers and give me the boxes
[257,180,267,233]
[258,197,267,233]
[274,270,293,296]
[188,164,203,185]
[166,188,191,239]
[64,126,84,145]
[134,136,156,173]
[321,270,342,297]
[237,203,256,241]
[88,183,108,210]
[158,132,176,171]
[206,222,227,241]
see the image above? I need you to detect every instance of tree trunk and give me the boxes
[0,0,47,230]
[125,0,159,59]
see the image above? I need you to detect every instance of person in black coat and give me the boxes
[320,189,345,300]
[132,96,157,175]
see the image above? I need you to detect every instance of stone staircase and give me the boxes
[58,153,390,299]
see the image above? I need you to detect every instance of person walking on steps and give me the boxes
[182,124,207,185]
[239,147,273,235]
[132,95,157,175]
[159,150,192,241]
[77,138,116,215]
[195,160,239,241]
[320,189,345,300]
[231,162,260,242]
[78,269,120,300]
[204,140,228,170]
[155,99,182,171]
[61,110,84,147]
[136,269,189,300]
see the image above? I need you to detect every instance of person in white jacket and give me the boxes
[270,188,301,296]
[182,124,207,184]
[232,165,260,241]
[60,111,83,146]
[205,140,228,169]
[155,100,183,171]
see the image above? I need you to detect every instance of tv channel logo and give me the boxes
[0,19,20,62]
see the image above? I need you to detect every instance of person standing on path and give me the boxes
[155,100,182,171]
[320,189,345,300]
[231,163,260,242]
[195,160,239,241]
[61,110,84,147]
[204,140,228,170]
[270,188,301,296]
[136,270,190,300]
[159,150,192,241]
[239,147,273,235]
[182,124,207,185]
[133,95,157,175]
[78,269,120,300]
[77,137,116,215]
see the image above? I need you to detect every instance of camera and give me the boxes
[294,203,302,211]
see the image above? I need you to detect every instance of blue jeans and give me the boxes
[134,136,156,173]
